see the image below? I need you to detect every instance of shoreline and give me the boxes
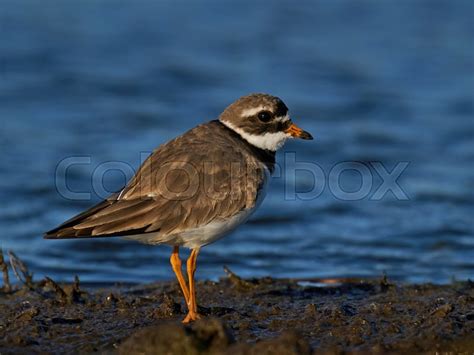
[1,264,473,354]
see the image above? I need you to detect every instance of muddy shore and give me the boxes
[0,258,473,354]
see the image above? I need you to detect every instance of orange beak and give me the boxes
[285,122,313,140]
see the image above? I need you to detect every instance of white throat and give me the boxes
[221,120,290,151]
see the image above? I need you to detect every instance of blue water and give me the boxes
[1,0,473,284]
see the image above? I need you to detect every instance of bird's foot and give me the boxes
[182,311,202,324]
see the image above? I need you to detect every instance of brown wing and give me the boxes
[44,121,268,239]
[44,196,158,238]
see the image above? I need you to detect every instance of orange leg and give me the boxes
[182,248,201,323]
[170,246,190,304]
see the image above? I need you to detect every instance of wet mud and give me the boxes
[0,256,473,354]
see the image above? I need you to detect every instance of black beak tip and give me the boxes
[301,131,313,140]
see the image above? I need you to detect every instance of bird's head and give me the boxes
[219,93,313,151]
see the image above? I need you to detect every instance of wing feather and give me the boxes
[44,121,273,240]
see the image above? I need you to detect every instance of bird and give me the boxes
[44,93,313,323]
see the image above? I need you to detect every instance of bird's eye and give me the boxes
[257,111,272,123]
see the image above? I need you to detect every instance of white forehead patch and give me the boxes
[274,114,290,123]
[221,120,291,151]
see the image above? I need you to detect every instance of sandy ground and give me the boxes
[0,254,473,354]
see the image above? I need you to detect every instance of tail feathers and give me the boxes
[44,198,114,239]
[43,194,157,239]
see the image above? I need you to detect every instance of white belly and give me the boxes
[171,206,257,248]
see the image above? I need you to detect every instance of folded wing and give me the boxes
[44,121,266,239]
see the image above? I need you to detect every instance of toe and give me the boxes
[182,312,202,323]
